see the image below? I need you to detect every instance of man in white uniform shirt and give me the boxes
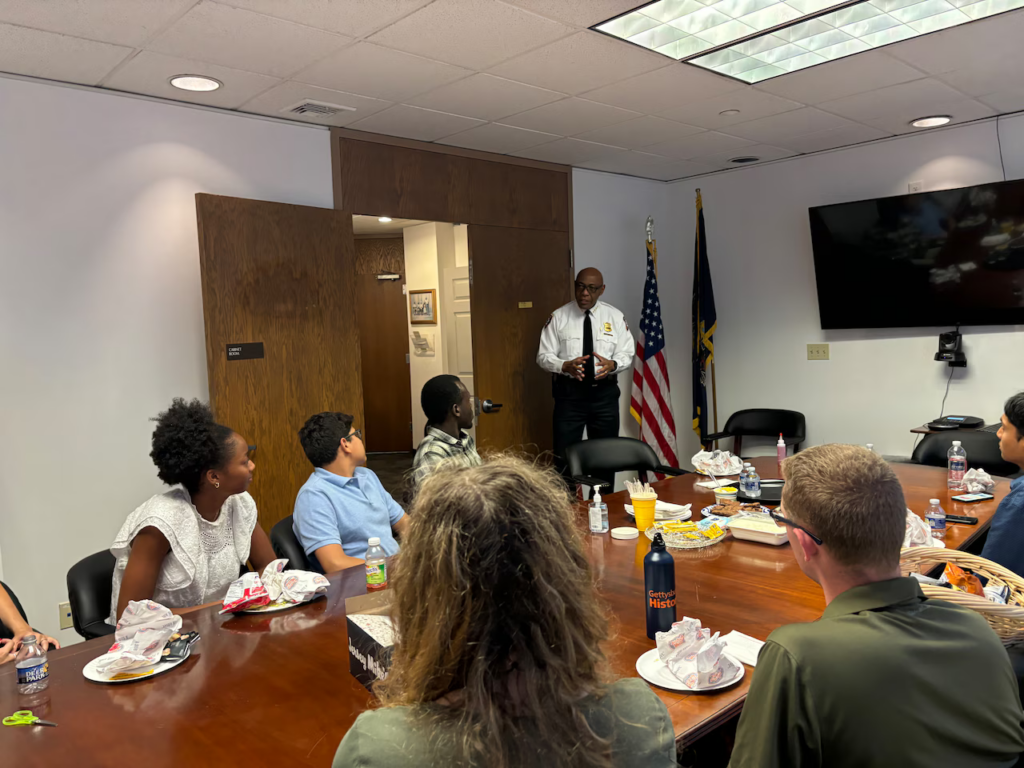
[537,268,634,488]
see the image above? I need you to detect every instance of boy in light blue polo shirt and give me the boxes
[293,411,409,574]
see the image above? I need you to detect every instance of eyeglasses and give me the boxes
[768,508,823,546]
[575,282,603,295]
[343,429,362,443]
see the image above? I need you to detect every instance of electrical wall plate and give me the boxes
[807,343,829,360]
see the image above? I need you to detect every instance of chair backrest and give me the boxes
[271,515,311,571]
[566,437,661,479]
[912,431,1021,478]
[724,409,807,442]
[67,550,117,640]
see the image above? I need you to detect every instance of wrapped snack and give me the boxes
[280,571,330,603]
[695,633,741,688]
[94,600,182,678]
[259,559,289,602]
[942,562,986,597]
[964,468,995,494]
[655,617,702,662]
[220,571,270,613]
[984,582,1010,605]
[691,450,743,476]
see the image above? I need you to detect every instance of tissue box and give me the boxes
[345,591,396,692]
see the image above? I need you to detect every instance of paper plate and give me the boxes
[625,502,692,521]
[238,594,325,614]
[83,653,188,685]
[635,648,744,693]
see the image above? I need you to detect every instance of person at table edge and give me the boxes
[411,374,481,491]
[1,582,59,662]
[729,444,1024,768]
[981,391,1024,575]
[293,411,409,573]
[537,267,633,487]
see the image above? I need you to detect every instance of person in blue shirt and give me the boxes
[293,412,409,574]
[981,392,1024,575]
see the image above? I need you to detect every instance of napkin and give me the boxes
[903,508,945,549]
[691,450,743,476]
[964,468,995,493]
[94,600,182,678]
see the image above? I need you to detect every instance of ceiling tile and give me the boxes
[211,0,434,37]
[659,89,802,130]
[937,56,1024,98]
[979,89,1024,113]
[755,51,926,105]
[512,137,623,164]
[502,97,640,135]
[573,115,703,148]
[0,0,196,47]
[646,130,755,160]
[348,104,484,141]
[578,150,672,176]
[148,2,351,78]
[863,99,995,135]
[818,79,968,122]
[503,0,649,27]
[772,123,892,154]
[438,122,559,153]
[368,0,573,71]
[239,81,391,125]
[489,31,670,96]
[885,10,1024,75]
[409,74,565,121]
[581,63,743,113]
[644,159,723,181]
[295,43,471,102]
[104,51,279,108]
[723,107,852,144]
[701,143,798,168]
[0,22,131,86]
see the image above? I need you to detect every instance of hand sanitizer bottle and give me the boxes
[589,485,609,533]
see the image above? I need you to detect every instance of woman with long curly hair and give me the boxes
[333,457,675,768]
[107,398,276,623]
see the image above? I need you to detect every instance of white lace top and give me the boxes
[108,488,258,624]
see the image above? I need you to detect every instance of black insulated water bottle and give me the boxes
[644,532,676,639]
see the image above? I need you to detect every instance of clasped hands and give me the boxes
[561,354,616,381]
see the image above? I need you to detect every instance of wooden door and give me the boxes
[468,225,571,454]
[442,265,475,442]
[196,194,363,532]
[354,238,413,452]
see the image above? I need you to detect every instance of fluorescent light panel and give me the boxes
[596,0,1024,82]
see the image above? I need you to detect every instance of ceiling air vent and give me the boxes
[282,100,356,118]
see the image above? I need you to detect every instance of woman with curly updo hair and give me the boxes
[107,398,276,623]
[333,456,675,768]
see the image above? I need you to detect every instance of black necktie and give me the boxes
[582,310,595,382]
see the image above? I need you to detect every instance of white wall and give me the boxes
[404,223,446,442]
[0,76,332,643]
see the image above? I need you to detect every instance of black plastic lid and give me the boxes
[651,532,666,550]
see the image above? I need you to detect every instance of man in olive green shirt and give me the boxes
[730,444,1024,768]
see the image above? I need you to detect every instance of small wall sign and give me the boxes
[227,342,264,361]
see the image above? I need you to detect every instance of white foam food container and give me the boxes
[728,516,788,546]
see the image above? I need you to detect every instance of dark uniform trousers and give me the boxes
[552,374,621,489]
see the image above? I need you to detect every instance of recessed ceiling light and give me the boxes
[911,115,952,128]
[594,0,1024,84]
[719,109,741,116]
[378,217,393,223]
[169,74,222,92]
[730,156,761,164]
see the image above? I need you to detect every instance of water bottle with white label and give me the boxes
[947,441,967,491]
[926,499,946,539]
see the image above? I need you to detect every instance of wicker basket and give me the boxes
[900,547,1024,647]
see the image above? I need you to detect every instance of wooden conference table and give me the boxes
[0,459,1011,766]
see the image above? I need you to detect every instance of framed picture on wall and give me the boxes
[409,288,437,325]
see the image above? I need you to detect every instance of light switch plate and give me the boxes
[58,601,73,630]
[807,343,830,360]
[909,180,923,193]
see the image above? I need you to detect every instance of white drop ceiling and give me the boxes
[0,0,1020,182]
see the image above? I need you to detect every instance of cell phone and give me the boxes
[945,514,979,525]
[950,493,994,503]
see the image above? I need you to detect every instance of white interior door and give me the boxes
[443,266,475,440]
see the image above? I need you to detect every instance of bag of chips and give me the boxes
[220,571,270,613]
[941,562,986,597]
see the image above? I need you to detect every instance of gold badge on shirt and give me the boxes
[603,322,612,333]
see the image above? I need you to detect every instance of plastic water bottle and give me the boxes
[747,467,762,498]
[589,485,609,533]
[738,464,750,490]
[15,635,49,694]
[947,440,967,491]
[644,533,676,639]
[365,537,388,592]
[926,498,946,539]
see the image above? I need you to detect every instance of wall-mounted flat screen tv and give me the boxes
[809,179,1024,329]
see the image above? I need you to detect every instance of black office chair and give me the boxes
[67,550,117,640]
[702,409,806,456]
[566,437,689,492]
[912,431,1021,478]
[0,580,28,641]
[271,515,311,571]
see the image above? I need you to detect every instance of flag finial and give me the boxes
[645,215,654,243]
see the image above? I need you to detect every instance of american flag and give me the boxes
[630,239,678,472]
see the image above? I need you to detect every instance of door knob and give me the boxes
[480,399,503,414]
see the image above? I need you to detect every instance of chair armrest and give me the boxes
[654,465,689,477]
[572,475,609,490]
[702,431,731,442]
